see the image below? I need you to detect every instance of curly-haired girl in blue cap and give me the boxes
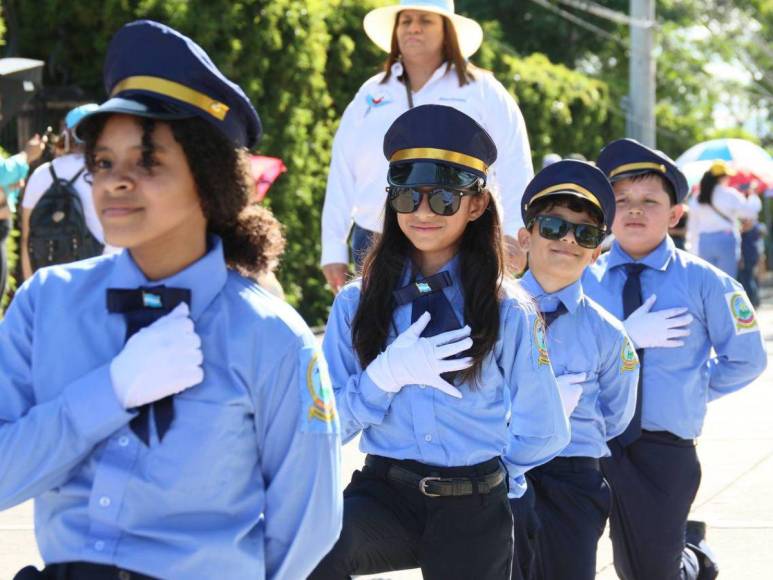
[1,20,341,580]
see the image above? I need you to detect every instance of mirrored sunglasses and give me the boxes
[386,186,477,216]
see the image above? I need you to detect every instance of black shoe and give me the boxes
[686,520,719,580]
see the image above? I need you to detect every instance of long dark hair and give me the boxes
[381,14,475,87]
[351,193,505,386]
[698,171,720,205]
[81,115,284,277]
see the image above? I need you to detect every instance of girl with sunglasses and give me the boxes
[310,104,569,580]
[509,160,639,580]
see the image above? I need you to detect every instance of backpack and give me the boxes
[27,164,103,272]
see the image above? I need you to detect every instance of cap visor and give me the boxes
[388,161,482,187]
[73,97,193,140]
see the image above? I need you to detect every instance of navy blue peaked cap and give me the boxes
[597,138,688,203]
[75,20,261,148]
[383,105,497,181]
[521,160,616,229]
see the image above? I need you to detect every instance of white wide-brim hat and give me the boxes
[364,0,483,59]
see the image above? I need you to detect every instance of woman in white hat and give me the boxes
[320,0,533,293]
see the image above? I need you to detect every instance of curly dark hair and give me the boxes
[80,115,284,278]
[352,193,506,387]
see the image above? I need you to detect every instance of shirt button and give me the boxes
[94,540,105,551]
[118,436,130,447]
[424,434,432,442]
[98,496,111,508]
[118,571,132,580]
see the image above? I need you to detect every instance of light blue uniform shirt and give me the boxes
[520,271,638,458]
[323,256,570,498]
[583,236,767,439]
[0,237,342,580]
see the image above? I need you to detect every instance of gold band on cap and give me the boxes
[609,162,666,178]
[111,76,230,121]
[389,147,488,174]
[528,183,602,209]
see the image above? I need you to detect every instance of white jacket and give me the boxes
[320,62,533,265]
[687,184,761,250]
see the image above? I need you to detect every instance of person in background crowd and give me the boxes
[21,104,116,280]
[3,20,341,580]
[310,105,568,579]
[0,135,45,296]
[321,0,533,293]
[688,160,762,278]
[585,138,767,580]
[737,181,765,307]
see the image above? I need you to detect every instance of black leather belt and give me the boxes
[544,456,601,472]
[365,455,506,498]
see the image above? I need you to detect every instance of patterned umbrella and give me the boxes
[675,138,771,167]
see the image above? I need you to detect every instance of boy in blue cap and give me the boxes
[583,138,767,580]
[510,160,639,580]
[2,20,341,580]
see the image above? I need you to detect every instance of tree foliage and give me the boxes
[10,0,763,322]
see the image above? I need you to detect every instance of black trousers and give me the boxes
[510,457,610,580]
[14,562,156,580]
[602,430,707,580]
[309,455,513,580]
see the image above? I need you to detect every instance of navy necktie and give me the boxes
[616,263,646,447]
[541,303,567,329]
[394,271,463,382]
[107,286,191,445]
[393,271,462,337]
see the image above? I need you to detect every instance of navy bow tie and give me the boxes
[107,285,191,445]
[394,271,462,337]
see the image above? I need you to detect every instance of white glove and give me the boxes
[623,294,693,349]
[556,372,586,417]
[366,312,472,399]
[110,303,204,409]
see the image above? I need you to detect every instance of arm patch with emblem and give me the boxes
[620,337,639,373]
[725,291,758,335]
[299,347,339,434]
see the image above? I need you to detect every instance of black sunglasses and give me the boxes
[531,215,606,249]
[386,186,479,216]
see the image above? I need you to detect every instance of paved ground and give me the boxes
[1,284,771,579]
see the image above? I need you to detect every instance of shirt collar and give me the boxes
[607,236,676,272]
[520,270,584,314]
[107,235,228,320]
[389,61,453,88]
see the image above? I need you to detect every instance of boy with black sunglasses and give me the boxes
[582,139,767,580]
[509,160,639,580]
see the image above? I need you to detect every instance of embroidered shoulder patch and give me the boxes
[620,337,638,373]
[533,317,551,367]
[299,347,339,434]
[725,291,759,335]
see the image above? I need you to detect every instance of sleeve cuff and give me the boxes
[320,241,350,267]
[359,371,395,412]
[63,364,136,442]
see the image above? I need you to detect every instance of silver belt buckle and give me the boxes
[419,476,443,497]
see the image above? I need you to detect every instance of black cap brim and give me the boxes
[73,96,194,141]
[387,161,482,188]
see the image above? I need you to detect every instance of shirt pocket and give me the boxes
[143,396,254,499]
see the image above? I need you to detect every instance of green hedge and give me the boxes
[9,0,619,324]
